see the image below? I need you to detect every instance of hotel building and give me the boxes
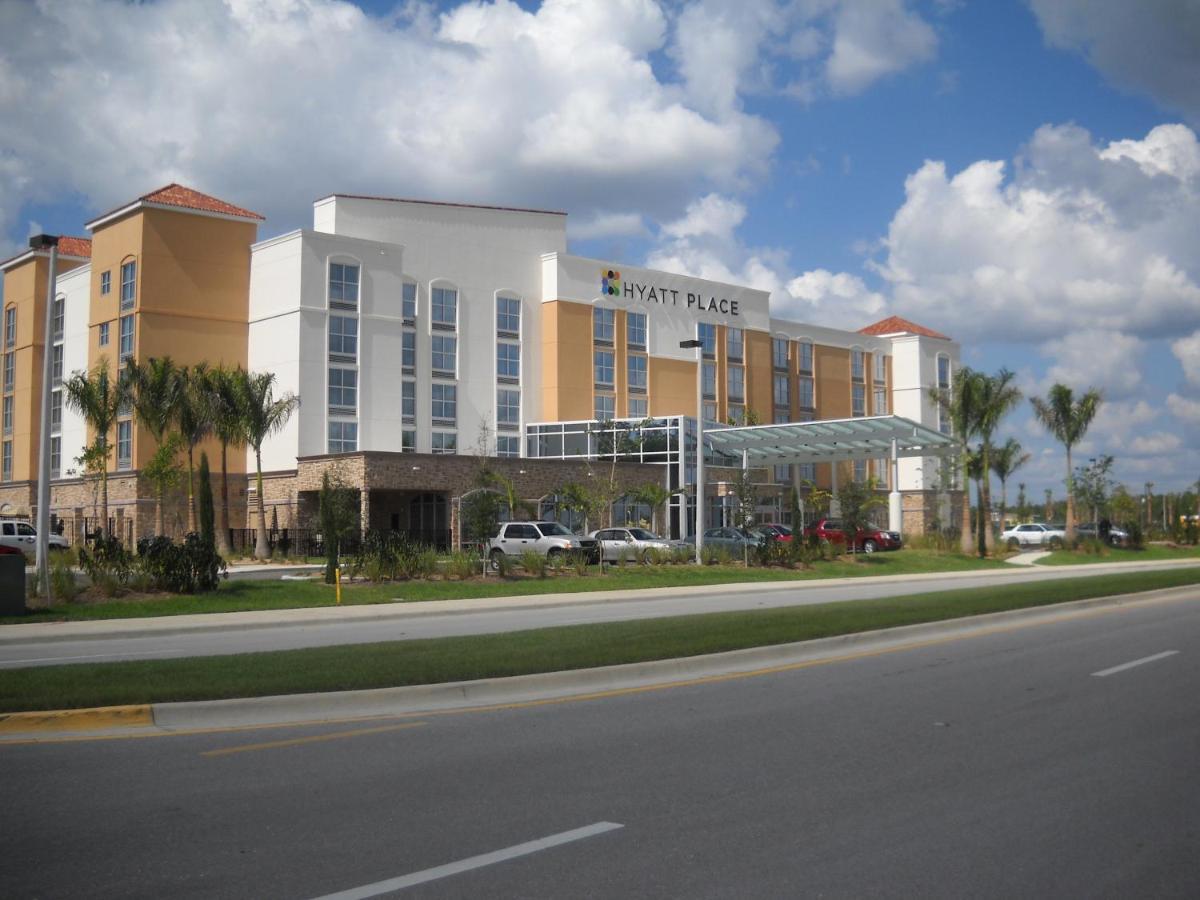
[1,186,961,544]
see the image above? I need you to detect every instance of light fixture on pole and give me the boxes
[680,338,704,564]
[29,234,59,601]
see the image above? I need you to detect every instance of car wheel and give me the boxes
[547,548,564,563]
[861,539,877,554]
[489,549,504,571]
[1048,536,1063,550]
[1006,537,1020,550]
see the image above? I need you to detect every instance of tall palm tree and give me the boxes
[125,356,182,536]
[930,365,985,555]
[207,365,247,556]
[973,369,1023,555]
[1030,384,1102,541]
[238,370,299,559]
[174,363,213,534]
[64,360,130,535]
[991,438,1031,535]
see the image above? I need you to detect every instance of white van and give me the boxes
[0,519,70,553]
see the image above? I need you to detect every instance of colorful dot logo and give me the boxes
[601,269,621,297]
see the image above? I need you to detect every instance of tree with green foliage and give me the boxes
[141,433,185,535]
[991,438,1030,533]
[238,371,300,559]
[125,356,182,535]
[64,360,131,534]
[207,365,248,557]
[174,363,213,534]
[1016,482,1029,523]
[973,370,1023,555]
[319,472,360,584]
[1030,384,1103,541]
[629,482,676,535]
[837,476,887,555]
[1073,454,1115,525]
[198,451,215,549]
[929,365,985,555]
[461,466,502,549]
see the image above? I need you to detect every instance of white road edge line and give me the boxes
[1091,650,1179,678]
[309,821,624,899]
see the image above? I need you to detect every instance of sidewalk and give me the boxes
[4,556,1199,645]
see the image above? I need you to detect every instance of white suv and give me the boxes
[1001,523,1066,548]
[488,521,598,566]
[0,519,70,553]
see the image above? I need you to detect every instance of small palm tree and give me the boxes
[64,360,130,534]
[207,365,247,556]
[973,369,1023,555]
[1031,384,1102,541]
[930,366,985,555]
[991,438,1031,535]
[174,364,213,534]
[238,370,299,559]
[630,482,677,535]
[125,356,182,536]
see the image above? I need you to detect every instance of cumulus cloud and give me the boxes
[781,269,888,326]
[825,0,938,94]
[1172,330,1200,387]
[1127,432,1184,456]
[1166,393,1200,425]
[1029,0,1200,126]
[1036,330,1143,400]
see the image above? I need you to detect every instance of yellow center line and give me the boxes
[201,721,427,757]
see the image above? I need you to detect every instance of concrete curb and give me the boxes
[4,583,1195,739]
[6,558,1199,646]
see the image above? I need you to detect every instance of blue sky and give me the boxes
[2,0,1198,497]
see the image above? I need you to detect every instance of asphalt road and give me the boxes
[3,591,1198,897]
[2,561,1196,669]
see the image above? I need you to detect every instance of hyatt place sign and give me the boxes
[601,269,740,318]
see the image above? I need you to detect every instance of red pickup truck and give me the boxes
[802,518,902,553]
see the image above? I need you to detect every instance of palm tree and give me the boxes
[238,371,299,559]
[174,364,213,534]
[991,438,1031,535]
[930,365,985,555]
[63,360,130,535]
[207,365,247,556]
[630,482,676,535]
[973,369,1023,555]
[125,356,182,536]
[1030,384,1102,541]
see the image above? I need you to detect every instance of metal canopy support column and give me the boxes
[829,458,840,517]
[888,437,902,533]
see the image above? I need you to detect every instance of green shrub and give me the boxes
[1080,537,1108,557]
[135,534,226,593]
[1124,520,1145,550]
[443,551,478,581]
[753,537,791,568]
[568,550,590,576]
[701,545,734,566]
[643,547,669,566]
[49,555,80,603]
[670,546,694,565]
[78,532,133,594]
[520,550,548,578]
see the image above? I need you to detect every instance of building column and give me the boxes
[359,488,370,540]
[828,461,841,517]
[888,438,902,533]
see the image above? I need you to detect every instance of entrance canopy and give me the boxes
[704,415,956,467]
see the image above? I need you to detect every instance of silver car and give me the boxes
[1000,523,1066,547]
[0,519,69,553]
[488,521,598,566]
[588,527,676,562]
[702,527,764,551]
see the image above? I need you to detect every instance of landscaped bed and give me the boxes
[1036,544,1200,566]
[2,568,1197,713]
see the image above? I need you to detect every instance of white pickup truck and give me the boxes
[1000,523,1066,548]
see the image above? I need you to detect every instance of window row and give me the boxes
[592,395,649,421]
[592,308,647,349]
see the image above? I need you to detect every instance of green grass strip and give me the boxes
[1036,545,1200,566]
[3,568,1198,713]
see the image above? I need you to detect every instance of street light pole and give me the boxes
[30,234,59,601]
[680,339,704,564]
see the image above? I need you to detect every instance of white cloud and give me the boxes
[1171,330,1200,387]
[1036,330,1143,400]
[825,0,938,94]
[1029,0,1200,126]
[1166,393,1200,425]
[781,269,888,326]
[568,212,648,241]
[1128,432,1184,456]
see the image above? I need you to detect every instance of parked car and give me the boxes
[702,527,765,552]
[753,523,794,543]
[488,521,598,567]
[0,518,69,553]
[1000,522,1066,548]
[1075,522,1130,546]
[802,518,902,553]
[588,527,680,562]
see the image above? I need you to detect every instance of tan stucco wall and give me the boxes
[648,356,695,417]
[744,329,772,422]
[540,300,593,421]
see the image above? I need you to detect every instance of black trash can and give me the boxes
[0,554,26,615]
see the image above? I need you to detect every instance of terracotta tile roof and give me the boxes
[56,236,92,258]
[858,315,950,341]
[322,193,567,217]
[140,183,264,220]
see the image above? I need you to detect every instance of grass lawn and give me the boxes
[1037,544,1200,566]
[2,568,1197,713]
[2,549,1009,624]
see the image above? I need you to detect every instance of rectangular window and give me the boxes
[798,341,813,373]
[3,308,13,348]
[773,373,789,407]
[628,355,647,391]
[593,307,615,343]
[496,296,520,335]
[773,337,788,370]
[3,352,14,393]
[328,315,357,358]
[627,312,646,348]
[401,429,416,453]
[402,381,415,422]
[852,383,866,417]
[431,334,456,374]
[874,353,886,383]
[497,435,520,457]
[402,330,415,373]
[50,436,61,479]
[432,286,457,328]
[497,388,520,427]
[628,397,647,418]
[594,394,615,421]
[853,459,867,483]
[1,440,10,482]
[50,389,61,432]
[52,345,63,385]
[851,349,865,382]
[698,322,716,357]
[594,350,614,387]
[328,367,357,409]
[874,388,887,415]
[497,342,520,380]
[702,362,716,398]
[938,403,951,436]
[117,420,132,469]
[798,375,815,409]
[98,321,110,347]
[119,315,134,359]
[53,298,64,341]
[728,404,745,425]
[727,327,744,361]
[728,366,744,402]
[2,396,11,434]
[120,260,136,309]
[431,432,457,455]
[329,262,359,308]
[432,383,457,423]
[774,464,790,484]
[703,402,718,423]
[328,421,358,453]
[798,462,816,482]
[100,270,111,296]
[402,282,417,321]
[938,356,951,389]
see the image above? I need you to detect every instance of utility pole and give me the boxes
[1145,482,1154,530]
[29,235,59,602]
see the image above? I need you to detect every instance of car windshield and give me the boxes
[628,528,658,541]
[536,522,573,537]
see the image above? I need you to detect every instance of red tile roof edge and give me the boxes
[858,315,951,341]
[321,193,568,217]
[86,183,264,229]
[0,236,92,271]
